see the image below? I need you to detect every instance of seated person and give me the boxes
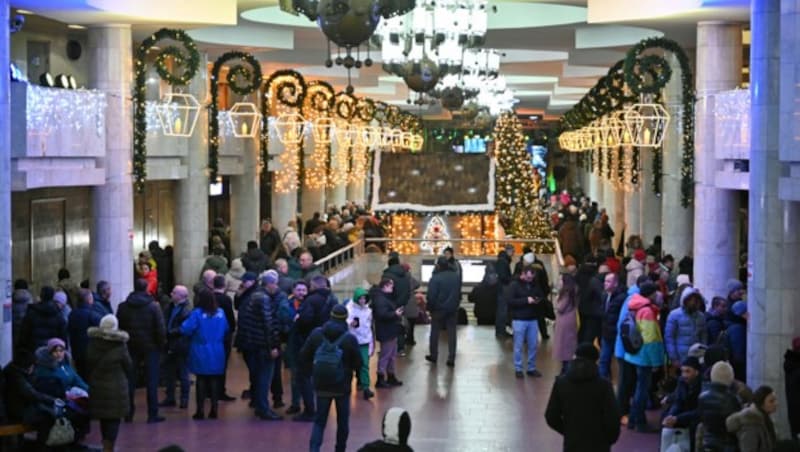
[662,357,703,449]
[4,351,58,446]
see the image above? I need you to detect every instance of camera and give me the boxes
[9,14,24,34]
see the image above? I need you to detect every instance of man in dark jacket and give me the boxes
[3,351,57,437]
[508,266,545,377]
[117,278,167,423]
[697,361,741,451]
[662,356,702,448]
[382,252,412,352]
[599,273,626,380]
[237,287,282,421]
[262,271,290,409]
[288,250,322,282]
[260,219,283,261]
[494,247,514,338]
[299,304,362,452]
[784,337,800,440]
[425,256,461,367]
[67,289,102,379]
[160,285,192,409]
[577,261,603,344]
[241,240,270,274]
[20,286,68,356]
[545,343,621,452]
[92,280,114,317]
[705,296,728,346]
[212,275,237,401]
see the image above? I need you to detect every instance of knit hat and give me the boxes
[575,342,599,361]
[688,343,708,361]
[99,314,118,331]
[731,300,747,317]
[726,278,744,296]
[262,270,279,286]
[638,281,658,298]
[710,361,735,386]
[676,274,691,286]
[53,291,68,306]
[47,337,66,351]
[382,407,412,446]
[681,356,702,372]
[523,252,535,265]
[330,304,348,320]
[241,271,257,283]
[353,287,369,302]
[633,249,646,262]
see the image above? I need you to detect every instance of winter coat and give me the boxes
[67,304,102,367]
[287,259,322,281]
[3,363,55,424]
[706,311,727,345]
[201,254,228,275]
[698,382,742,451]
[372,287,402,342]
[665,306,707,363]
[86,326,132,419]
[545,358,621,452]
[58,278,80,308]
[33,347,89,398]
[91,294,113,318]
[784,348,800,438]
[224,259,245,299]
[426,267,461,315]
[623,294,665,368]
[236,291,280,353]
[265,288,291,341]
[383,264,412,310]
[116,290,166,353]
[295,288,335,339]
[726,405,776,452]
[141,269,158,296]
[625,259,645,289]
[213,291,236,337]
[725,314,747,367]
[576,267,603,318]
[469,281,499,325]
[495,252,513,286]
[558,219,584,262]
[404,276,420,319]
[666,376,702,428]
[553,294,579,362]
[20,300,68,353]
[181,308,229,375]
[241,248,270,274]
[346,299,374,347]
[614,285,640,359]
[260,228,283,258]
[506,278,545,321]
[278,273,295,295]
[12,289,32,350]
[165,301,192,354]
[299,319,362,396]
[600,288,627,343]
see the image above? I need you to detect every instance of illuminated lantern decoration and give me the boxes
[155,92,200,137]
[227,102,261,138]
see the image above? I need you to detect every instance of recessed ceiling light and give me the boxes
[16,9,34,15]
[67,24,86,30]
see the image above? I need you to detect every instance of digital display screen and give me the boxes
[420,258,489,284]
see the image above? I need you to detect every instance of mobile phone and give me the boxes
[353,317,360,327]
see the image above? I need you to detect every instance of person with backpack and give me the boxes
[621,281,665,433]
[346,288,375,400]
[614,274,648,422]
[299,304,362,452]
[262,270,291,409]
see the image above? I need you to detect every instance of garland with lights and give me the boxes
[456,215,484,256]
[132,28,200,193]
[209,52,262,182]
[266,70,307,193]
[260,86,270,178]
[493,113,535,221]
[632,147,640,186]
[302,81,335,190]
[652,147,663,195]
[624,37,694,207]
[265,69,306,107]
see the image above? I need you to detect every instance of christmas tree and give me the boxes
[493,113,536,233]
[510,208,555,254]
[420,215,452,255]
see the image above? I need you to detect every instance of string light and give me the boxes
[456,215,483,256]
[26,85,106,139]
[389,214,419,254]
[348,137,369,184]
[420,215,452,255]
[482,214,498,255]
[306,116,332,190]
[328,120,351,187]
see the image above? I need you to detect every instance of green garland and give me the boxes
[209,51,263,182]
[334,92,357,120]
[652,147,662,196]
[265,69,307,108]
[302,81,335,118]
[616,148,624,185]
[355,98,376,123]
[624,37,695,207]
[260,88,269,180]
[132,28,200,193]
[632,147,640,186]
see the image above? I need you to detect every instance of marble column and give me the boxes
[347,178,366,205]
[174,54,209,286]
[230,137,260,257]
[661,54,694,258]
[591,164,604,211]
[300,137,325,222]
[639,148,663,245]
[749,0,800,438]
[88,26,134,311]
[0,0,12,365]
[327,140,347,208]
[693,22,742,300]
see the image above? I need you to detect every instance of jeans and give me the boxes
[271,354,284,403]
[99,419,120,443]
[244,349,276,416]
[310,395,350,452]
[293,368,315,414]
[429,311,457,362]
[616,359,636,416]
[357,344,370,390]
[496,292,509,336]
[377,338,397,375]
[163,351,190,404]
[512,319,539,372]
[128,349,161,420]
[599,337,615,380]
[629,365,653,428]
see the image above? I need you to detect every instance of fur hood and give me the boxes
[726,404,767,433]
[35,346,71,369]
[87,327,129,343]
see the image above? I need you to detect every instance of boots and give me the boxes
[375,374,391,389]
[387,374,403,386]
[363,388,375,400]
[102,440,114,452]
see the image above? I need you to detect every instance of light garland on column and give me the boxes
[592,148,599,175]
[609,147,620,189]
[389,213,419,254]
[302,80,335,190]
[621,146,636,192]
[482,214,498,255]
[265,70,307,193]
[456,215,483,256]
[328,121,351,187]
[349,138,369,184]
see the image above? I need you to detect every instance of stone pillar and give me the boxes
[327,140,347,208]
[88,26,134,311]
[749,0,800,437]
[639,149,663,245]
[661,54,694,257]
[0,0,12,365]
[693,22,742,300]
[230,137,260,257]
[592,165,604,211]
[174,53,209,286]
[347,178,365,205]
[300,137,325,223]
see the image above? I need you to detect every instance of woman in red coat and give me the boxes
[139,262,158,296]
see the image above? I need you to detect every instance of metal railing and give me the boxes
[313,239,366,275]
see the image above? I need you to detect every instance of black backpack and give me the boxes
[312,333,348,385]
[620,307,644,354]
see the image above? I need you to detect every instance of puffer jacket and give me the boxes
[116,290,166,353]
[33,346,89,398]
[625,259,645,289]
[3,362,55,424]
[299,319,362,396]
[86,326,132,419]
[623,293,665,368]
[236,291,279,353]
[372,287,402,342]
[506,277,545,321]
[698,382,742,451]
[726,405,776,452]
[20,300,68,353]
[614,285,640,359]
[382,264,411,309]
[295,287,335,339]
[181,308,229,375]
[600,287,627,343]
[67,304,102,369]
[664,291,707,363]
[346,296,373,346]
[165,300,192,354]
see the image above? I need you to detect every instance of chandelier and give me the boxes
[285,0,417,92]
[433,48,501,110]
[375,0,491,96]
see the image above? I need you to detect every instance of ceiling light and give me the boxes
[16,9,34,15]
[67,24,86,30]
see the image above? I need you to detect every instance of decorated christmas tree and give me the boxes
[510,208,555,254]
[493,113,539,236]
[420,215,452,255]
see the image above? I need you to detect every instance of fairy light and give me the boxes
[389,214,419,254]
[420,215,452,255]
[26,85,107,138]
[272,107,305,193]
[482,214,498,255]
[456,215,483,256]
[305,111,331,190]
[328,120,351,187]
[349,136,369,185]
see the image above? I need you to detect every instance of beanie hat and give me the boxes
[99,314,118,331]
[710,361,735,386]
[731,300,747,317]
[53,291,68,306]
[688,343,708,361]
[330,304,348,320]
[575,342,599,361]
[382,407,411,446]
[241,272,257,283]
[638,281,658,298]
[676,274,692,286]
[523,252,535,265]
[681,356,702,372]
[633,249,646,262]
[353,287,369,302]
[262,270,279,286]
[47,337,66,351]
[726,278,744,295]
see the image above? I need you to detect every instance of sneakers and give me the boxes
[363,389,375,400]
[220,394,236,402]
[526,370,543,378]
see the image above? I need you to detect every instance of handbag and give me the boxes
[46,416,75,447]
[659,427,690,452]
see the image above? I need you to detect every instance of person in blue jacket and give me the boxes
[726,301,748,383]
[614,275,647,420]
[181,290,228,420]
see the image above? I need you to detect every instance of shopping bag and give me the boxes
[46,416,75,446]
[660,427,690,452]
